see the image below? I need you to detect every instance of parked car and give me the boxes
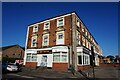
[7,63,18,72]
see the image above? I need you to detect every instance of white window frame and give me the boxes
[77,31,80,45]
[86,31,88,36]
[77,52,90,65]
[31,36,37,47]
[86,39,89,48]
[82,36,85,46]
[58,33,63,39]
[44,22,50,30]
[88,34,90,39]
[56,31,64,45]
[77,19,80,27]
[26,53,37,62]
[42,34,49,46]
[53,52,68,62]
[57,18,64,27]
[33,25,38,32]
[82,24,85,32]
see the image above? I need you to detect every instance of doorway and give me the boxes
[40,55,47,67]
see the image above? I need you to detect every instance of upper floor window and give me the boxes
[88,34,90,39]
[86,31,88,36]
[58,33,63,39]
[44,22,50,30]
[82,36,85,46]
[86,39,89,48]
[77,20,80,27]
[31,36,37,47]
[42,34,49,46]
[33,25,38,32]
[77,31,80,45]
[56,31,64,45]
[82,24,85,32]
[57,18,64,27]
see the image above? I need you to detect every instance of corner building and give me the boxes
[24,12,102,71]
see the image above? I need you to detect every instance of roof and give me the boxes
[0,44,25,51]
[28,11,75,26]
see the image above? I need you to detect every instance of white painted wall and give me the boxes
[52,46,68,52]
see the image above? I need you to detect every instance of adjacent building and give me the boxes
[24,12,102,71]
[2,44,24,59]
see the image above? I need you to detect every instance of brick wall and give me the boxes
[52,63,68,71]
[77,65,90,71]
[2,45,24,58]
[27,15,72,49]
[25,62,37,69]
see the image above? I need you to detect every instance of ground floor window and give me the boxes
[78,53,90,65]
[53,52,67,62]
[26,53,37,62]
[78,55,82,64]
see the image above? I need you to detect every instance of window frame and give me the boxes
[42,34,49,46]
[56,31,64,45]
[58,33,63,39]
[77,52,90,65]
[31,36,37,47]
[33,25,38,32]
[44,22,50,30]
[57,18,64,27]
[26,53,37,62]
[53,52,68,62]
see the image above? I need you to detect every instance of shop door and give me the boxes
[40,55,47,67]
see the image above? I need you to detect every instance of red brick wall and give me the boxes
[77,65,90,71]
[25,62,37,69]
[49,19,57,46]
[27,27,33,48]
[2,45,24,58]
[64,16,72,45]
[52,63,68,71]
[27,15,72,49]
[37,23,44,48]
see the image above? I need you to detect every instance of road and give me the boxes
[2,66,120,80]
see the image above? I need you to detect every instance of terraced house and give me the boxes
[24,12,102,71]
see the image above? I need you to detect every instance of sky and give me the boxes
[2,2,118,56]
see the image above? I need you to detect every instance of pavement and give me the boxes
[2,66,120,80]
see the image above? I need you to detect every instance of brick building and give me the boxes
[2,45,24,59]
[24,12,102,71]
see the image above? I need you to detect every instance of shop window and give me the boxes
[53,52,67,62]
[26,53,37,62]
[78,53,90,65]
[78,55,82,64]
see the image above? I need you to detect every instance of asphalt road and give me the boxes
[2,66,120,80]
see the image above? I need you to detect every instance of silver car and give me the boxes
[7,63,18,71]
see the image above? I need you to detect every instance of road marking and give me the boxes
[7,74,34,78]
